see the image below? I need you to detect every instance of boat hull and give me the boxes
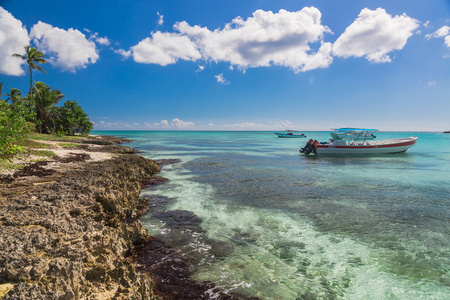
[315,137,417,155]
[274,133,306,138]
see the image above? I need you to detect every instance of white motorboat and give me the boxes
[300,129,417,155]
[331,128,377,140]
[274,130,307,138]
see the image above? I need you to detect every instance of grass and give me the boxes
[28,149,57,157]
[0,159,21,173]
[58,143,83,148]
[28,133,87,141]
[18,138,52,149]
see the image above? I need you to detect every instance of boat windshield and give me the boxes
[331,128,378,143]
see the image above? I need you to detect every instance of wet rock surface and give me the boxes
[79,135,132,145]
[130,238,258,300]
[0,152,160,299]
[0,137,258,300]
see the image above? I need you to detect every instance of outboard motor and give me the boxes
[300,139,317,155]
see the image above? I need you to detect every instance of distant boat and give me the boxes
[274,130,307,138]
[444,131,450,133]
[300,128,417,155]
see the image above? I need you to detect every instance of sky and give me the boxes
[0,0,449,131]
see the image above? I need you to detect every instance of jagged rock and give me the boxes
[0,155,159,299]
[0,140,259,300]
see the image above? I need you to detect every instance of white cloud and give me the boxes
[115,49,132,59]
[146,119,170,128]
[30,21,99,71]
[96,36,110,46]
[423,21,430,28]
[171,118,194,128]
[175,7,333,72]
[131,31,201,65]
[87,31,111,46]
[215,73,229,84]
[0,7,30,76]
[427,81,436,86]
[333,8,419,63]
[433,25,450,38]
[157,12,164,26]
[196,65,205,72]
[280,120,294,127]
[425,25,450,48]
[96,118,195,129]
[222,122,271,130]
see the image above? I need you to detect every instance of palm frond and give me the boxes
[12,53,26,60]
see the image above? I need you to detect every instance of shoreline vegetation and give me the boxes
[0,135,257,299]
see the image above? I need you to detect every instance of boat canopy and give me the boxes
[334,128,378,132]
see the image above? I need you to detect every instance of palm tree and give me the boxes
[33,82,64,133]
[13,45,48,95]
[4,88,23,105]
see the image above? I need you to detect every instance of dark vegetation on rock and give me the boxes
[0,137,259,299]
[0,153,159,299]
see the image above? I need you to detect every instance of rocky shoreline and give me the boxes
[0,136,257,299]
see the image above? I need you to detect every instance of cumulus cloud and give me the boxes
[433,26,450,38]
[445,35,450,48]
[425,26,450,48]
[115,49,132,59]
[215,73,229,84]
[333,8,419,63]
[157,12,164,26]
[0,7,30,76]
[96,118,195,129]
[95,36,111,46]
[171,118,194,128]
[30,21,99,71]
[175,7,333,72]
[222,122,271,130]
[131,31,201,65]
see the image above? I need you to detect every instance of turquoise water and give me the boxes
[94,131,450,299]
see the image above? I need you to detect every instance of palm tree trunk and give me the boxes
[29,63,33,95]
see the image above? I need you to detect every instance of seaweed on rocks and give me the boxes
[11,161,55,178]
[130,237,259,300]
[154,159,182,168]
[0,154,160,299]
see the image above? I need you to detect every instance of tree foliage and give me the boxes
[33,82,65,134]
[1,45,94,160]
[51,100,93,135]
[0,101,29,159]
[12,45,47,95]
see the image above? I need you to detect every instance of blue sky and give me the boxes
[1,0,449,131]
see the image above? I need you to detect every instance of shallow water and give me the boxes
[95,131,450,299]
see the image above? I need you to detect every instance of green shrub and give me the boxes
[58,143,82,148]
[0,101,28,159]
[51,100,93,136]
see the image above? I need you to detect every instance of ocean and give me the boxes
[93,131,450,299]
